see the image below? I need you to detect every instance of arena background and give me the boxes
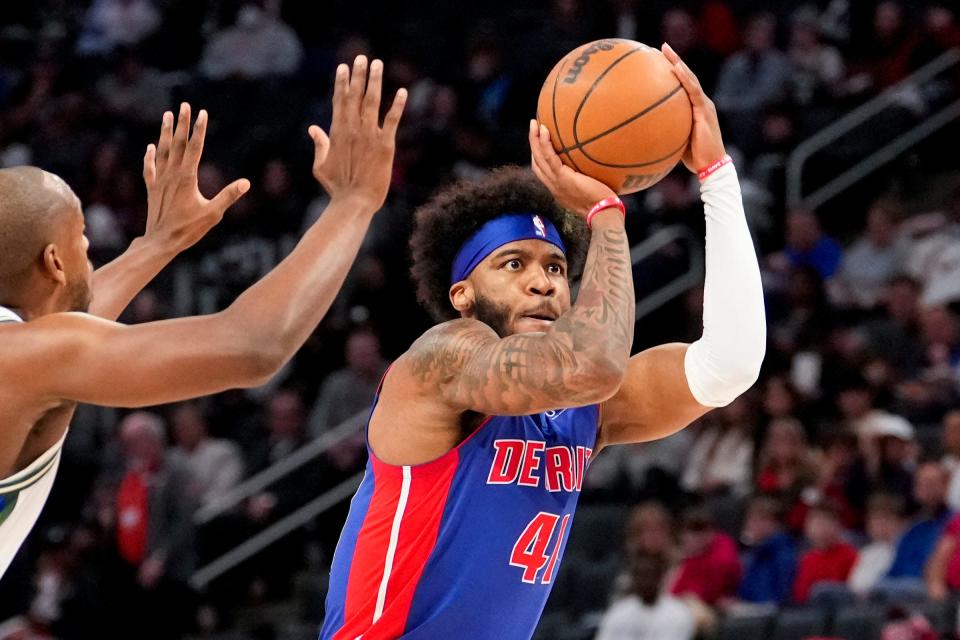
[1,0,959,638]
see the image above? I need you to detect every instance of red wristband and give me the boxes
[586,196,625,229]
[697,154,733,182]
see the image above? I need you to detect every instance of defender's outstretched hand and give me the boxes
[143,103,250,251]
[529,120,616,217]
[661,43,726,173]
[309,56,407,212]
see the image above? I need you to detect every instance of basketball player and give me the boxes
[320,44,766,639]
[0,56,406,577]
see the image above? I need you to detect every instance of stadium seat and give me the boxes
[714,613,774,640]
[830,604,885,640]
[564,505,631,562]
[910,598,956,635]
[772,607,829,640]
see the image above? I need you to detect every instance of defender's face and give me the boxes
[67,202,94,312]
[456,239,571,337]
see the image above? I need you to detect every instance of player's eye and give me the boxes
[547,264,564,275]
[505,259,522,271]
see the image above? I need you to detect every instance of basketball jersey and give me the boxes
[0,306,67,578]
[320,388,599,640]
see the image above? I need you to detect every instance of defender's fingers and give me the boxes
[381,88,407,138]
[347,55,368,119]
[142,144,157,188]
[308,125,330,167]
[210,178,251,212]
[184,109,208,171]
[362,59,383,125]
[169,102,192,167]
[156,111,174,173]
[331,64,349,127]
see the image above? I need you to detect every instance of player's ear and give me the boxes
[40,244,68,286]
[450,281,474,315]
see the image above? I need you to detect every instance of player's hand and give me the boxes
[309,56,407,213]
[142,103,250,252]
[529,120,616,218]
[661,43,726,173]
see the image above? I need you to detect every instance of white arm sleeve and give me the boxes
[684,163,766,407]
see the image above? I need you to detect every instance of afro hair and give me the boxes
[409,166,590,322]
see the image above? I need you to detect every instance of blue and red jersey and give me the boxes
[320,396,599,640]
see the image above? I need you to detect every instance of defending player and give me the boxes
[320,44,765,639]
[0,56,405,577]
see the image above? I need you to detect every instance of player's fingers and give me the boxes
[381,88,407,138]
[184,109,208,172]
[663,44,707,106]
[156,111,173,173]
[331,64,349,129]
[308,125,330,168]
[529,120,553,179]
[537,124,566,174]
[169,102,191,167]
[210,178,251,213]
[347,55,368,121]
[362,59,383,126]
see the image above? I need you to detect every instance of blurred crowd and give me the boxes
[0,0,959,638]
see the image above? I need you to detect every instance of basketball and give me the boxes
[537,39,694,194]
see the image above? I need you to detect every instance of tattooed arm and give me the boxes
[392,122,634,416]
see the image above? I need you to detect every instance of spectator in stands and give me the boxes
[941,412,960,510]
[106,411,197,639]
[308,327,389,437]
[75,0,161,56]
[859,275,925,375]
[199,2,304,80]
[847,413,916,513]
[849,494,907,597]
[681,396,755,497]
[845,0,918,96]
[780,209,843,281]
[755,418,816,530]
[611,501,677,601]
[809,431,861,530]
[243,389,323,598]
[925,491,960,601]
[734,496,798,608]
[95,48,170,125]
[246,390,319,521]
[793,501,858,603]
[169,401,245,510]
[874,461,952,600]
[787,10,845,107]
[905,186,960,308]
[595,552,696,640]
[659,8,722,94]
[669,507,741,607]
[624,501,676,560]
[831,200,909,310]
[713,12,791,157]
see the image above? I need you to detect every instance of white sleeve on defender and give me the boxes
[683,163,766,407]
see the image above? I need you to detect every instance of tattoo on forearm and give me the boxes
[410,222,634,413]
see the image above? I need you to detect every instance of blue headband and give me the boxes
[451,213,567,284]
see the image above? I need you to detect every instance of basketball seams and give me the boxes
[569,45,647,152]
[559,84,686,155]
[550,54,584,173]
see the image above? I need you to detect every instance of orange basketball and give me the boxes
[536,39,693,194]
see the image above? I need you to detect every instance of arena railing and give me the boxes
[188,225,704,589]
[786,48,960,211]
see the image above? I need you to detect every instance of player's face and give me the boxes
[465,239,571,337]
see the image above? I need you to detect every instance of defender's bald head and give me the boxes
[0,166,81,297]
